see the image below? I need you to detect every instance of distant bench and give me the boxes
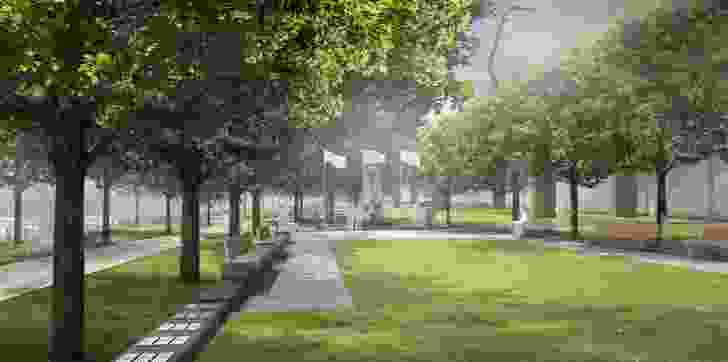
[606,223,658,242]
[702,223,728,241]
[605,222,728,261]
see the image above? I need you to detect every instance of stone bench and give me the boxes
[222,237,287,281]
[110,236,294,362]
[112,288,239,362]
[682,239,728,260]
[682,225,728,260]
[334,208,347,225]
[84,230,104,248]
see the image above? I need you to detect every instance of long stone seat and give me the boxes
[222,254,262,281]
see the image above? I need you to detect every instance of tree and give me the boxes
[525,79,612,240]
[479,0,536,208]
[0,129,52,245]
[142,163,181,235]
[0,1,473,360]
[87,150,135,243]
[113,171,148,225]
[592,2,728,246]
[127,78,287,281]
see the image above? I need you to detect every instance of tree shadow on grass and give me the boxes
[347,268,728,362]
[200,265,728,362]
[0,270,222,362]
[329,239,728,361]
[0,236,231,362]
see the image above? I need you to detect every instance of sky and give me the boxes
[454,0,668,97]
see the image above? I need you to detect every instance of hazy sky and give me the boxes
[456,0,668,97]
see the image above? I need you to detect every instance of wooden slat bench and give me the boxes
[606,223,658,249]
[702,223,728,241]
[607,223,658,240]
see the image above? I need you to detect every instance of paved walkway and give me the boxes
[0,227,216,303]
[233,232,354,313]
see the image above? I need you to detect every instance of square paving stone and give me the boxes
[114,352,140,362]
[137,337,159,346]
[135,352,158,362]
[153,336,175,345]
[151,352,175,362]
[170,336,190,345]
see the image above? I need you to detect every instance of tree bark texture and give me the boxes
[251,189,261,237]
[164,193,172,235]
[228,184,241,237]
[13,185,24,245]
[101,165,112,243]
[569,165,580,241]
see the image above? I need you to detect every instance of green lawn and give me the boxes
[384,207,705,241]
[0,224,184,267]
[0,212,270,267]
[198,237,728,362]
[384,207,515,225]
[0,229,251,362]
[110,223,181,242]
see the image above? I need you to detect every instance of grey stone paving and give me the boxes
[234,234,354,313]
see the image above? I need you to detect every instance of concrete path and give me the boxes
[234,233,354,313]
[0,226,216,303]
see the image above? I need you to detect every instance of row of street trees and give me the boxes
[0,0,474,361]
[418,1,728,242]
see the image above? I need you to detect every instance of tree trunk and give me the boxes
[206,193,212,226]
[180,176,201,283]
[101,166,112,243]
[134,185,140,225]
[409,172,418,205]
[445,177,452,225]
[293,189,301,222]
[511,172,521,222]
[299,191,305,220]
[569,164,580,241]
[252,189,262,237]
[228,184,241,237]
[655,169,668,247]
[705,153,717,223]
[613,173,638,218]
[240,191,247,219]
[164,193,172,235]
[494,160,507,209]
[13,184,23,246]
[48,146,89,362]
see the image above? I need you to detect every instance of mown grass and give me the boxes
[0,224,184,267]
[0,229,252,362]
[384,207,705,241]
[198,237,728,362]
